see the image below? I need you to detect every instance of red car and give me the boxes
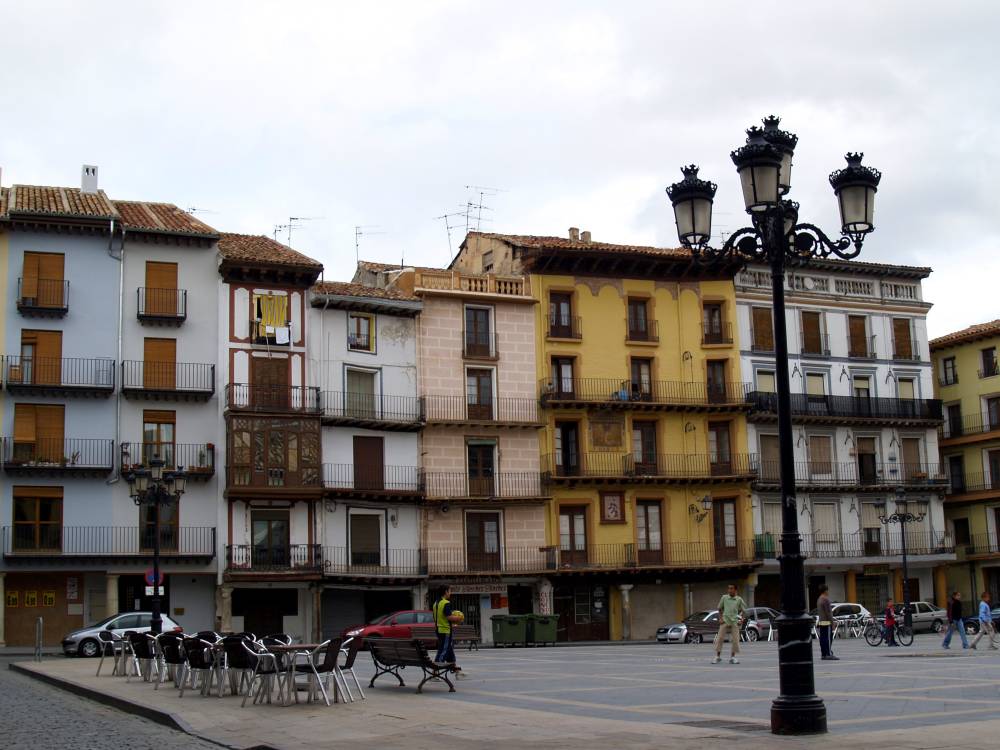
[342,609,435,645]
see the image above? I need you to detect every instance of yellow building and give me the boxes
[453,230,757,641]
[931,320,1000,601]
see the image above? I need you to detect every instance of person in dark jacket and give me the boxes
[942,591,970,649]
[816,585,838,660]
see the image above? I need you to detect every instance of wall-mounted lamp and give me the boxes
[885,369,897,384]
[688,495,712,523]
[682,350,693,361]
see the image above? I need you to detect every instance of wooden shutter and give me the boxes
[848,315,867,355]
[21,253,40,300]
[760,434,780,480]
[13,404,37,442]
[801,311,821,353]
[809,435,832,474]
[13,485,63,499]
[898,378,915,400]
[36,405,65,462]
[757,371,776,392]
[893,318,912,358]
[29,330,63,385]
[143,338,177,390]
[806,374,825,395]
[38,254,65,307]
[752,307,773,349]
[901,437,921,477]
[762,502,783,537]
[861,502,883,529]
[350,514,381,563]
[145,262,178,315]
[813,503,839,542]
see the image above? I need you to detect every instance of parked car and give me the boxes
[342,609,435,645]
[743,606,782,641]
[962,606,1000,635]
[891,601,948,633]
[809,602,872,625]
[61,611,183,657]
[657,610,719,643]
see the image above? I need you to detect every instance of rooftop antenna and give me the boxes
[434,211,468,261]
[354,225,386,263]
[185,207,218,215]
[464,185,506,232]
[273,223,290,241]
[287,216,323,246]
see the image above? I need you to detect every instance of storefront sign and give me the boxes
[42,591,56,607]
[145,586,165,596]
[6,591,18,608]
[24,591,38,607]
[451,583,507,595]
[863,564,890,576]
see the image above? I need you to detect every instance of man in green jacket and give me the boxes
[712,583,748,664]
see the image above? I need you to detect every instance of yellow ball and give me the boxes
[452,610,465,621]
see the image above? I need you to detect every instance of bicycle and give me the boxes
[864,617,913,647]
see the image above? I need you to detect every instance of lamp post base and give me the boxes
[771,696,828,735]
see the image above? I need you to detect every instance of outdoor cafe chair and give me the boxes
[126,632,159,683]
[155,632,186,690]
[180,636,218,697]
[241,640,283,707]
[337,637,365,702]
[264,632,292,644]
[292,638,341,706]
[96,630,124,677]
[221,635,255,697]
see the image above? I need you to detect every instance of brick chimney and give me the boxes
[581,230,592,243]
[568,227,580,241]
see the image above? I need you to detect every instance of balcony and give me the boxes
[702,321,733,346]
[250,318,292,346]
[979,360,999,379]
[955,533,1000,559]
[848,335,877,359]
[941,412,1000,441]
[225,383,322,414]
[323,547,428,578]
[322,391,424,431]
[136,288,187,326]
[463,330,498,360]
[322,464,423,499]
[939,373,959,387]
[892,341,922,362]
[423,472,546,501]
[424,395,540,426]
[542,452,758,485]
[414,271,532,299]
[547,315,582,340]
[225,544,323,578]
[122,361,215,401]
[2,526,216,563]
[120,442,215,481]
[4,356,115,398]
[541,377,750,412]
[945,471,1000,497]
[1,438,115,476]
[754,461,949,490]
[17,278,69,317]
[755,531,954,560]
[626,319,658,344]
[801,333,831,357]
[746,391,943,425]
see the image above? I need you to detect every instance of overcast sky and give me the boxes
[2,1,997,338]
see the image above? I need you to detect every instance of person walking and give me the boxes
[816,585,838,660]
[432,585,464,673]
[970,592,998,650]
[712,583,747,665]
[884,597,898,646]
[942,591,970,650]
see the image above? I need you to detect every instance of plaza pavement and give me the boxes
[11,634,1000,750]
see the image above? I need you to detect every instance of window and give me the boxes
[946,403,963,438]
[953,517,971,546]
[861,502,884,554]
[627,298,652,341]
[762,500,782,537]
[800,311,825,355]
[344,369,377,418]
[806,373,826,396]
[712,499,737,560]
[12,487,62,551]
[987,396,1000,431]
[706,361,727,403]
[812,503,839,545]
[464,306,494,357]
[708,421,732,474]
[19,252,65,308]
[142,410,176,468]
[348,313,375,352]
[467,442,496,496]
[353,435,385,490]
[636,500,662,562]
[631,421,657,474]
[253,293,290,344]
[848,315,869,358]
[554,421,580,475]
[759,434,779,481]
[17,330,62,386]
[350,513,381,566]
[630,358,652,399]
[548,293,575,338]
[140,495,178,552]
[226,415,321,490]
[703,303,728,343]
[466,368,494,420]
[143,337,177,390]
[550,357,575,397]
[897,377,915,400]
[559,506,587,564]
[394,612,417,625]
[12,403,64,463]
[757,370,776,393]
[482,250,494,273]
[901,437,922,480]
[252,510,290,566]
[808,435,833,476]
[143,261,179,316]
[853,376,871,399]
[892,318,913,360]
[856,436,877,482]
[751,307,774,351]
[942,357,958,386]
[466,511,501,570]
[981,347,998,378]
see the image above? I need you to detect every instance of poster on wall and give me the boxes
[6,591,17,608]
[66,577,79,601]
[42,591,56,607]
[25,591,38,607]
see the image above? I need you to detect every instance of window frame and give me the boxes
[347,312,376,353]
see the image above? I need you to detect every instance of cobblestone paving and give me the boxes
[1,657,220,750]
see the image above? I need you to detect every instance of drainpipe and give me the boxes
[107,219,124,485]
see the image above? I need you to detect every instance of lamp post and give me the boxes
[667,115,881,735]
[878,487,927,629]
[125,455,187,634]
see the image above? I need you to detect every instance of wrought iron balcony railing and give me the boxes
[423,471,545,499]
[322,391,424,426]
[956,533,1000,557]
[541,452,758,481]
[754,531,954,560]
[17,278,69,315]
[323,547,428,577]
[979,360,999,379]
[945,471,1000,496]
[4,355,115,394]
[122,361,215,395]
[626,318,658,343]
[225,544,323,573]
[541,377,749,408]
[703,321,733,345]
[746,391,943,422]
[322,464,423,493]
[120,442,215,479]
[225,383,322,413]
[892,340,922,361]
[942,411,1000,439]
[2,526,216,558]
[938,373,959,387]
[755,461,949,488]
[463,330,499,359]
[848,335,877,359]
[137,287,187,323]
[250,317,292,346]
[424,395,540,424]
[1,438,115,474]
[547,314,582,340]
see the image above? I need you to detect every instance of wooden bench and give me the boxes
[452,624,480,651]
[368,638,455,693]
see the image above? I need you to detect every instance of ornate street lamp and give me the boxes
[667,115,881,735]
[125,455,187,634]
[879,486,928,630]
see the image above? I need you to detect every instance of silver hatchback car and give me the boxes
[61,611,183,657]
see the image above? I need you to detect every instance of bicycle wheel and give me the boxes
[864,623,883,647]
[896,625,913,646]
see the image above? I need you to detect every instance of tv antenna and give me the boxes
[464,185,506,233]
[434,211,468,261]
[354,225,386,262]
[185,207,218,215]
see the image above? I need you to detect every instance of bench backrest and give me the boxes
[452,624,480,641]
[371,638,430,667]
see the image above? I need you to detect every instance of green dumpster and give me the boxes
[491,614,528,646]
[526,614,558,645]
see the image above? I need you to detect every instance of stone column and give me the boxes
[619,584,634,641]
[218,584,233,634]
[313,586,323,643]
[933,566,948,608]
[105,574,119,620]
[845,570,858,604]
[413,581,429,610]
[683,582,693,617]
[0,572,6,647]
[893,568,904,602]
[538,578,553,615]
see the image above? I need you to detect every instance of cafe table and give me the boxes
[265,643,339,705]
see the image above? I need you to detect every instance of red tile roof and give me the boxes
[113,200,217,236]
[464,231,690,259]
[218,233,323,269]
[313,280,417,301]
[4,184,118,219]
[930,320,1000,351]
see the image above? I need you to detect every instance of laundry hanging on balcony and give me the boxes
[254,293,290,342]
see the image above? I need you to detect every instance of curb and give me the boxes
[8,662,278,750]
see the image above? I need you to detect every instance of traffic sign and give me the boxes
[144,569,164,586]
[144,586,165,596]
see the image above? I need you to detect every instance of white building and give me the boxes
[735,258,955,613]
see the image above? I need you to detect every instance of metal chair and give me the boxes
[221,635,255,697]
[337,637,365,701]
[264,632,292,645]
[180,637,217,697]
[292,639,339,706]
[96,630,124,677]
[126,632,159,683]
[155,632,186,690]
[242,640,283,707]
